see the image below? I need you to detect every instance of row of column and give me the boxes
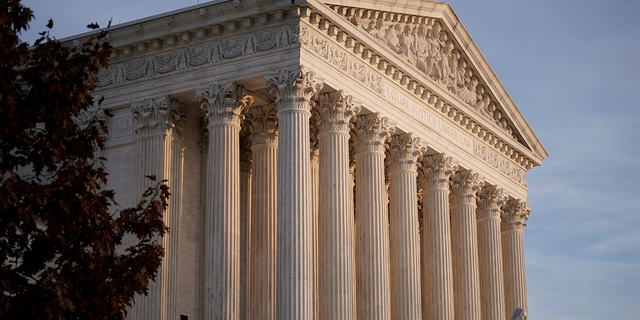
[194,67,531,320]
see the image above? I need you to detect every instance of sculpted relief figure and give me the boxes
[385,24,405,54]
[355,16,512,133]
[414,25,429,73]
[425,22,444,80]
[446,49,461,91]
[399,25,416,64]
[366,19,386,42]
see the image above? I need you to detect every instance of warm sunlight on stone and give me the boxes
[66,0,548,319]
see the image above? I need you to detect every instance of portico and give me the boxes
[83,0,547,319]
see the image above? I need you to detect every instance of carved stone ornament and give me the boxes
[131,96,187,137]
[97,24,301,88]
[320,10,517,137]
[502,199,531,232]
[386,133,424,173]
[420,154,458,190]
[197,82,254,128]
[264,67,324,114]
[477,185,508,221]
[352,113,396,154]
[450,170,484,206]
[247,104,278,145]
[316,90,361,134]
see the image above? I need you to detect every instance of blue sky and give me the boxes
[19,0,640,319]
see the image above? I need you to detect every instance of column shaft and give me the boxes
[206,124,240,319]
[161,135,182,320]
[197,83,253,320]
[266,68,323,320]
[249,141,277,319]
[356,151,390,320]
[353,113,394,320]
[477,186,506,320]
[450,171,482,320]
[130,97,186,320]
[317,91,359,320]
[131,135,164,320]
[389,170,421,320]
[420,155,457,320]
[502,200,530,316]
[277,110,312,319]
[319,132,356,319]
[387,134,422,320]
[239,142,252,320]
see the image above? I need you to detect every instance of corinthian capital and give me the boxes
[247,104,278,145]
[197,82,254,128]
[387,133,424,173]
[352,113,396,154]
[264,66,324,114]
[316,90,361,134]
[131,96,187,138]
[450,170,484,206]
[502,199,531,232]
[477,185,507,220]
[420,154,458,190]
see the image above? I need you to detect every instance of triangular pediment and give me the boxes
[303,0,547,166]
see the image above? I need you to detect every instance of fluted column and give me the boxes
[353,113,395,320]
[247,105,278,320]
[316,91,360,319]
[197,83,254,320]
[477,185,507,320]
[419,154,457,320]
[130,96,187,320]
[387,133,423,320]
[239,134,252,320]
[502,200,531,316]
[265,67,323,320]
[450,170,483,320]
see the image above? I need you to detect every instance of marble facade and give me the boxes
[72,0,547,319]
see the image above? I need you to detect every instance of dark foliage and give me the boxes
[0,1,169,318]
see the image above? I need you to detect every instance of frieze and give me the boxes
[299,27,385,95]
[300,23,528,187]
[473,142,527,187]
[96,24,301,88]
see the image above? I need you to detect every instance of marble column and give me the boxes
[197,83,254,320]
[387,133,423,320]
[353,113,395,320]
[502,199,531,316]
[265,67,323,320]
[477,185,507,320]
[450,170,483,320]
[247,105,278,320]
[419,154,457,320]
[130,96,187,320]
[316,91,360,319]
[239,134,252,320]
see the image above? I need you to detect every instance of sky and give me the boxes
[19,0,640,319]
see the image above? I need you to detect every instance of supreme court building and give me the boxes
[74,0,548,319]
